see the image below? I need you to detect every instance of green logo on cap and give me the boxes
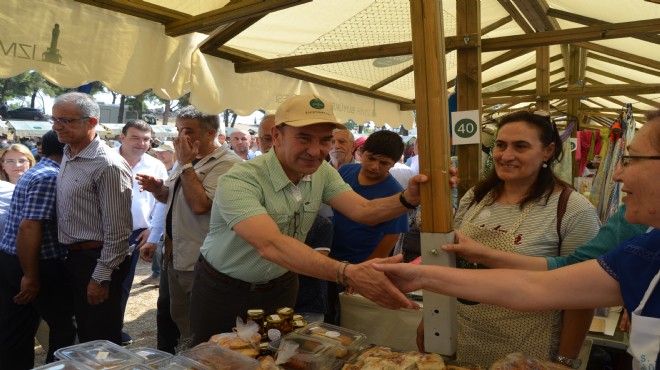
[309,98,325,110]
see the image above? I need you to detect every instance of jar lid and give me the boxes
[276,307,294,316]
[266,314,283,323]
[247,309,265,316]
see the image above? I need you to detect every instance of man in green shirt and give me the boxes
[188,94,435,344]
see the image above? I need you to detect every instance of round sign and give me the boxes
[454,118,477,139]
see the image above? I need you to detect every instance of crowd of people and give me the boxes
[0,90,656,370]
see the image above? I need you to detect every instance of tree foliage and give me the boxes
[0,72,67,109]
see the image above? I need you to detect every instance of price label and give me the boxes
[451,110,480,145]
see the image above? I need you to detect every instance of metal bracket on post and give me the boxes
[421,231,457,356]
[463,35,470,44]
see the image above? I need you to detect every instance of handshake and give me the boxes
[342,254,428,311]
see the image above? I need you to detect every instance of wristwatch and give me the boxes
[180,163,193,171]
[555,354,582,369]
[91,277,111,288]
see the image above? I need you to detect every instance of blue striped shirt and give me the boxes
[0,158,66,259]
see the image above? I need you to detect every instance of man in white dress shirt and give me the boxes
[116,119,168,345]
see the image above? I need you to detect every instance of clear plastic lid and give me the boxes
[33,360,93,370]
[116,365,153,370]
[298,322,367,359]
[180,344,261,370]
[270,333,336,370]
[150,356,207,370]
[54,340,144,369]
[129,347,173,365]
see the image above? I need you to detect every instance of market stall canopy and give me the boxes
[1,0,658,127]
[7,121,52,137]
[150,125,178,139]
[100,123,127,137]
[7,121,106,137]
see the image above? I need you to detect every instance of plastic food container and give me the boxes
[33,360,93,370]
[270,333,337,370]
[180,344,261,370]
[116,365,153,370]
[298,322,366,359]
[54,340,144,369]
[151,356,207,370]
[129,347,173,365]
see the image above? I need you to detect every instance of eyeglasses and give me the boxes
[49,117,90,125]
[2,159,29,165]
[288,211,301,239]
[619,155,660,168]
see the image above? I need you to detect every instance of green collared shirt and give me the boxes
[200,149,350,282]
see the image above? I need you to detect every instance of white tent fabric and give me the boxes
[191,56,414,126]
[1,0,658,128]
[0,0,413,127]
[0,0,198,99]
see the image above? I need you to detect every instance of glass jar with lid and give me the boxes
[276,307,294,334]
[247,308,265,336]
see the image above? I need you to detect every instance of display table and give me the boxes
[339,293,423,352]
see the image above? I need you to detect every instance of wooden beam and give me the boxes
[482,84,660,104]
[482,18,660,51]
[488,67,563,93]
[484,84,660,98]
[456,0,482,200]
[481,15,513,36]
[199,16,265,53]
[547,8,660,45]
[586,66,647,85]
[512,0,569,73]
[585,98,607,109]
[483,54,562,88]
[549,78,566,89]
[207,46,414,106]
[587,52,660,79]
[584,74,660,108]
[233,34,479,73]
[483,48,534,71]
[369,65,414,91]
[513,0,554,32]
[234,42,412,73]
[74,0,187,23]
[575,42,660,71]
[165,0,310,37]
[497,0,534,33]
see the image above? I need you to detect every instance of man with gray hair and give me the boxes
[137,105,241,352]
[257,114,276,154]
[51,92,133,345]
[329,128,356,170]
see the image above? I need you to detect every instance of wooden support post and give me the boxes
[536,46,550,111]
[567,45,581,179]
[410,0,452,234]
[456,0,482,200]
[410,0,455,356]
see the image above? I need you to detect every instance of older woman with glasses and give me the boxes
[0,143,36,184]
[415,110,601,368]
[377,109,660,370]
